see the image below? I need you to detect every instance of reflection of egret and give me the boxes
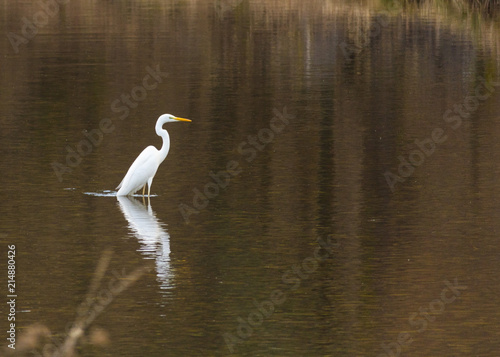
[117,195,173,289]
[117,114,191,197]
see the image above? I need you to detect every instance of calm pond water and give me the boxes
[1,0,500,356]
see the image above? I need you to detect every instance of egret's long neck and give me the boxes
[156,124,170,163]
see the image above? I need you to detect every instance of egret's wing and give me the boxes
[117,146,159,193]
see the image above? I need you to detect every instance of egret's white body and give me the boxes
[116,114,191,197]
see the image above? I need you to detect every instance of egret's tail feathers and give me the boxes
[116,178,125,190]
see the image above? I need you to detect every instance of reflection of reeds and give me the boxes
[5,251,152,357]
[338,0,499,79]
[444,0,499,12]
[401,0,500,13]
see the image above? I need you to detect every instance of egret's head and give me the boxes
[158,114,192,124]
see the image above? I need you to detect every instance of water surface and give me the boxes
[1,1,500,356]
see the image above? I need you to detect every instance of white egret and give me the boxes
[116,114,191,197]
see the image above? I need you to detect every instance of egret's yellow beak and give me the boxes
[174,117,192,122]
